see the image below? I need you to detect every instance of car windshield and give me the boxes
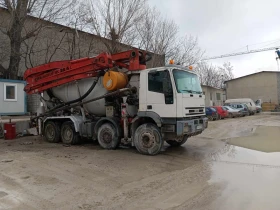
[224,106,234,111]
[172,69,202,94]
[210,108,216,112]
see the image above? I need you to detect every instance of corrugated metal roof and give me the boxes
[224,71,280,83]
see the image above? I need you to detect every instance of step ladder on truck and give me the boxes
[23,49,208,155]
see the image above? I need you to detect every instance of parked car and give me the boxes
[228,103,249,117]
[206,107,218,121]
[212,106,228,119]
[223,106,242,118]
[225,98,256,115]
[256,105,262,113]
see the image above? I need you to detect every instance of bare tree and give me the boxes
[135,6,178,66]
[84,0,147,54]
[0,0,75,79]
[136,6,203,67]
[171,35,205,66]
[218,62,234,81]
[195,61,234,88]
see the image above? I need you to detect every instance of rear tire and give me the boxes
[97,123,120,150]
[167,136,188,147]
[61,121,80,145]
[134,123,163,155]
[44,121,61,143]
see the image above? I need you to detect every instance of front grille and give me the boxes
[185,113,205,116]
[185,107,205,115]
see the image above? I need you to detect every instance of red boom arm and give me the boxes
[23,49,149,94]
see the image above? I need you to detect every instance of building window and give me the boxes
[210,93,212,100]
[4,83,17,101]
[216,93,221,100]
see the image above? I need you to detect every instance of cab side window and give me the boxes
[148,70,173,104]
[148,71,164,93]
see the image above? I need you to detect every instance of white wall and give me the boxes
[0,80,26,115]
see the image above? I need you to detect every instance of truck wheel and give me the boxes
[134,123,163,155]
[97,123,120,150]
[61,121,80,145]
[44,121,61,143]
[166,136,188,147]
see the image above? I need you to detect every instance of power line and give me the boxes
[202,46,280,61]
[218,39,280,55]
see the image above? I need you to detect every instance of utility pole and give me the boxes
[276,49,280,71]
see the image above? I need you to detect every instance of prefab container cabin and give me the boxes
[0,79,27,115]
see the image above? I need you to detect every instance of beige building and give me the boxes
[224,71,280,104]
[202,85,225,106]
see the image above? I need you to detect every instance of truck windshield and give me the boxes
[172,69,202,94]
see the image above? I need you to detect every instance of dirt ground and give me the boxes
[1,114,280,210]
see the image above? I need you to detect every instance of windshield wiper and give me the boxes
[181,89,193,93]
[181,90,203,94]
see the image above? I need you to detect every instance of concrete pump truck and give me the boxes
[24,49,208,155]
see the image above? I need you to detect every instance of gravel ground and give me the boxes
[0,114,280,210]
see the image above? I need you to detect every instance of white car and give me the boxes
[223,106,241,118]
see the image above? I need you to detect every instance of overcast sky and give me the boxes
[149,0,280,78]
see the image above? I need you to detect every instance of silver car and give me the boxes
[229,103,250,117]
[223,106,241,118]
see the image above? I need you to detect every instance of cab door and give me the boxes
[144,69,177,118]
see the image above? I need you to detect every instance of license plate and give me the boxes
[196,125,203,130]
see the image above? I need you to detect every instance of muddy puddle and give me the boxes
[207,126,280,210]
[227,126,280,153]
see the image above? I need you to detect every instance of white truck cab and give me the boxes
[136,65,208,145]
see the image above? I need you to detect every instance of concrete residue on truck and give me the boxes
[23,50,208,155]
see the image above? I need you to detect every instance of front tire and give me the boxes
[166,136,188,147]
[61,121,80,145]
[44,121,61,143]
[134,123,163,155]
[97,123,120,150]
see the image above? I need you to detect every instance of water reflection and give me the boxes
[209,144,237,161]
[208,144,280,210]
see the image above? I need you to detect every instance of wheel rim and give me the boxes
[100,128,113,144]
[62,125,73,143]
[141,132,155,148]
[45,124,55,140]
[134,124,163,155]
